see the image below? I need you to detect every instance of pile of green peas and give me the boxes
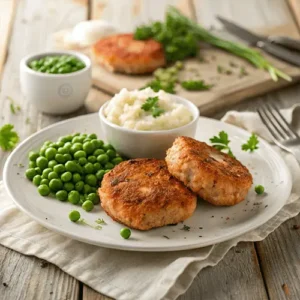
[28,55,85,74]
[25,133,123,212]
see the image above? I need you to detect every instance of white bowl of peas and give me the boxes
[20,51,91,115]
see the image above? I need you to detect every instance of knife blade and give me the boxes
[217,16,300,67]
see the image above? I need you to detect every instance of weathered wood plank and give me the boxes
[83,286,113,300]
[0,0,17,77]
[288,0,300,29]
[0,246,79,300]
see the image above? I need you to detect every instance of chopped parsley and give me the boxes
[209,131,235,158]
[141,96,165,118]
[78,218,102,230]
[0,124,19,151]
[7,96,21,115]
[141,79,175,94]
[181,80,213,91]
[242,133,259,152]
[180,224,190,231]
[95,218,107,225]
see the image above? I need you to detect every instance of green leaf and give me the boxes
[0,124,19,151]
[210,131,235,158]
[242,133,259,152]
[141,96,159,111]
[152,106,165,118]
[181,80,212,91]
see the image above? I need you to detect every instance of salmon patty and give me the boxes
[92,33,166,74]
[99,158,197,230]
[166,137,253,206]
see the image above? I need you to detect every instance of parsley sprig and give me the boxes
[141,96,165,118]
[181,80,212,91]
[242,133,259,152]
[209,131,235,158]
[0,124,19,151]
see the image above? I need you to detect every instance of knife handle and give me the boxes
[256,40,300,67]
[268,36,300,51]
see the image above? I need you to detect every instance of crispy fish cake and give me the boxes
[166,137,253,206]
[99,158,197,230]
[92,33,166,74]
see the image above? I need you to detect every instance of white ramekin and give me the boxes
[99,95,200,159]
[20,50,91,115]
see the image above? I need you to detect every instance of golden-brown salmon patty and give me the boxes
[92,33,166,74]
[166,137,253,206]
[99,158,197,230]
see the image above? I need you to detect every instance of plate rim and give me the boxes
[3,113,293,251]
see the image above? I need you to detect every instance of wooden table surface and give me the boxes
[1,0,300,299]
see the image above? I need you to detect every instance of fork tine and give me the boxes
[258,105,288,140]
[257,107,283,141]
[267,102,299,139]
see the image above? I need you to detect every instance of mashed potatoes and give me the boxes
[104,88,193,131]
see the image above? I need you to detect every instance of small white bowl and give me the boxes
[99,95,199,159]
[20,50,91,115]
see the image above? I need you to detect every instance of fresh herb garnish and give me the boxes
[0,124,19,151]
[141,79,175,94]
[210,131,235,158]
[134,6,291,81]
[180,225,190,231]
[95,218,107,225]
[242,133,259,152]
[78,218,102,230]
[217,65,224,74]
[181,80,212,91]
[239,66,249,77]
[141,96,165,118]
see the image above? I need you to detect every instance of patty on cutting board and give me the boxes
[99,158,197,230]
[165,136,253,206]
[92,33,166,74]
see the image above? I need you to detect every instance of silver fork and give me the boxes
[257,102,300,163]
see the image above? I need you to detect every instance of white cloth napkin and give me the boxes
[1,106,300,300]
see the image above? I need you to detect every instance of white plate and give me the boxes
[3,114,292,252]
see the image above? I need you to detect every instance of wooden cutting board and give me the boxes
[56,23,300,115]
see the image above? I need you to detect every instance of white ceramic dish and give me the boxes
[20,50,91,115]
[3,113,292,252]
[99,95,199,158]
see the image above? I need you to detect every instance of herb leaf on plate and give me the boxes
[0,124,19,151]
[141,96,165,118]
[242,133,259,152]
[141,78,176,94]
[181,80,212,91]
[210,131,235,158]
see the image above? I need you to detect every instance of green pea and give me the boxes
[29,161,37,168]
[42,168,52,179]
[105,170,110,174]
[83,184,91,194]
[57,147,68,154]
[83,142,95,155]
[97,154,109,164]
[88,133,97,139]
[103,143,114,151]
[48,160,58,168]
[45,147,57,160]
[85,174,97,187]
[104,162,114,170]
[64,182,75,192]
[33,175,42,186]
[34,167,42,175]
[49,178,63,192]
[70,143,83,154]
[36,157,48,170]
[93,149,105,156]
[55,154,66,164]
[93,162,102,171]
[82,200,94,212]
[75,181,84,192]
[69,210,81,222]
[78,157,87,165]
[63,154,72,161]
[68,190,80,204]
[87,193,99,204]
[61,171,72,182]
[87,156,97,163]
[38,184,50,196]
[96,170,105,180]
[74,150,86,160]
[106,149,116,158]
[72,136,84,144]
[39,147,46,157]
[59,135,72,143]
[83,138,92,143]
[29,151,39,161]
[53,164,66,174]
[40,178,49,185]
[48,171,59,180]
[73,173,81,183]
[255,185,265,195]
[65,161,78,173]
[112,157,123,165]
[89,187,97,193]
[83,163,94,174]
[92,140,104,149]
[120,228,131,239]
[64,142,72,150]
